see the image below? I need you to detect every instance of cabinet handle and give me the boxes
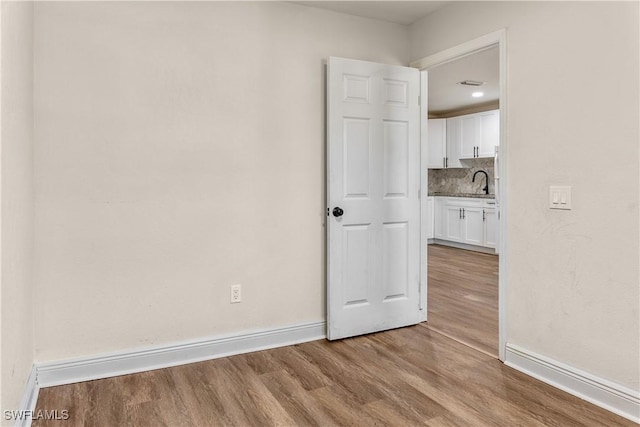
[446,157,448,168]
[463,208,465,219]
[443,157,446,168]
[483,210,486,221]
[459,208,462,219]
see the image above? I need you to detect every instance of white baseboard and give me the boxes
[14,365,39,427]
[36,321,326,388]
[431,239,496,255]
[505,343,640,423]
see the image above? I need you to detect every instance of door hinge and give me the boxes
[418,95,421,106]
[418,189,421,199]
[418,282,424,310]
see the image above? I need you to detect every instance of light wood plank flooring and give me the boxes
[33,325,634,426]
[426,244,499,357]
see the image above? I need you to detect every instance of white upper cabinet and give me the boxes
[427,118,463,169]
[450,109,500,160]
[478,110,499,157]
[427,119,447,169]
[445,119,463,168]
[457,115,477,159]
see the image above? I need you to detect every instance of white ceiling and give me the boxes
[428,46,500,114]
[291,1,450,25]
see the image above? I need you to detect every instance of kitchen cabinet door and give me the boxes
[463,207,483,246]
[449,110,499,160]
[427,119,447,168]
[444,205,464,242]
[426,197,435,239]
[445,119,463,168]
[434,197,446,239]
[484,207,498,249]
[457,115,477,159]
[478,110,499,157]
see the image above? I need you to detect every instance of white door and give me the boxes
[327,57,421,340]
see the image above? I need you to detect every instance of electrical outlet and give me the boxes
[230,284,241,303]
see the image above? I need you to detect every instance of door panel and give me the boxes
[383,222,409,301]
[327,57,421,340]
[344,118,371,198]
[383,121,409,198]
[343,224,371,306]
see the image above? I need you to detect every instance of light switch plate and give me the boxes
[549,185,572,210]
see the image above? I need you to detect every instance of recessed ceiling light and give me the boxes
[472,92,484,98]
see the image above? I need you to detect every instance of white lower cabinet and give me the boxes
[444,205,465,242]
[426,197,435,239]
[484,207,498,249]
[463,206,484,246]
[434,197,498,250]
[434,197,446,239]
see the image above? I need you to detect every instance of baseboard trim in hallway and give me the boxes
[505,343,640,423]
[36,321,326,388]
[14,365,39,427]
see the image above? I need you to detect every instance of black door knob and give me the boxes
[332,207,344,217]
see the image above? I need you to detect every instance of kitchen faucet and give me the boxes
[472,170,489,195]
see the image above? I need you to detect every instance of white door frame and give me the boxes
[411,29,508,361]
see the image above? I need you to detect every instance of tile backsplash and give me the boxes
[428,158,495,195]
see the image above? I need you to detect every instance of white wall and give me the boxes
[411,1,639,390]
[33,1,409,362]
[1,0,35,413]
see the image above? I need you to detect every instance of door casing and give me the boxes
[411,29,508,361]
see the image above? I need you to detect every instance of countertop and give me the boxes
[428,192,496,199]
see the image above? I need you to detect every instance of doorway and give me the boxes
[413,30,507,360]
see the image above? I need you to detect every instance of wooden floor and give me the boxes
[426,244,499,356]
[34,325,634,426]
